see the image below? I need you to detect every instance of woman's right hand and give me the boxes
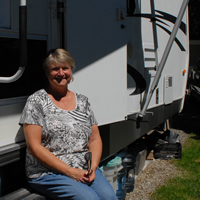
[68,167,90,183]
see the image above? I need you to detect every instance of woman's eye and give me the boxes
[51,68,59,71]
[50,66,70,71]
[63,67,69,70]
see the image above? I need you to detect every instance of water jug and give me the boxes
[103,156,121,193]
[116,162,127,200]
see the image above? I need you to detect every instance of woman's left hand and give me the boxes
[87,124,102,183]
[80,169,96,184]
[88,169,96,182]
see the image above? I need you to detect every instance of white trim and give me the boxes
[0,135,25,147]
[0,96,27,106]
[0,32,48,41]
[0,29,48,40]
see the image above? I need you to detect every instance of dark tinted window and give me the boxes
[0,37,47,99]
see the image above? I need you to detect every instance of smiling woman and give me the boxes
[19,48,118,200]
[43,49,76,111]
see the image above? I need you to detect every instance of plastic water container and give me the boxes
[116,162,127,200]
[99,166,104,173]
[117,150,128,160]
[123,154,136,193]
[103,156,122,193]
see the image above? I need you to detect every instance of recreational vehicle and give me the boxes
[0,0,189,197]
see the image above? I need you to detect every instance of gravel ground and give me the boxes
[125,129,189,200]
[125,96,200,200]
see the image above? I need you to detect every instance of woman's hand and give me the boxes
[88,169,96,182]
[68,167,90,183]
[88,125,102,181]
[69,168,96,184]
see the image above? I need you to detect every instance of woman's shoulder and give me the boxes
[74,92,89,102]
[27,89,47,103]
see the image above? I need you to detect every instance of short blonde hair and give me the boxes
[43,48,75,71]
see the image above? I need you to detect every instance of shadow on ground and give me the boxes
[170,95,200,135]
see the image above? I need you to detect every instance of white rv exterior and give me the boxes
[0,0,189,196]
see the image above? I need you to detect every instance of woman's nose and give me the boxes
[58,69,64,76]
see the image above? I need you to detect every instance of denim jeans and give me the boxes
[28,168,118,200]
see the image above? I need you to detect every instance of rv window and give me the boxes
[0,37,47,99]
[0,1,10,29]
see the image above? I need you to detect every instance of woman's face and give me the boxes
[46,62,72,89]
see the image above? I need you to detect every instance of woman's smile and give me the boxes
[55,76,66,83]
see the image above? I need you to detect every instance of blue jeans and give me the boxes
[28,168,117,200]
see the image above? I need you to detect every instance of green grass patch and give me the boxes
[151,133,200,200]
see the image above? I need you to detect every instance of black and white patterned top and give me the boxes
[19,89,98,179]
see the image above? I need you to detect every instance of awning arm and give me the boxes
[0,0,27,83]
[136,0,190,123]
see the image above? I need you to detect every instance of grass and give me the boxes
[151,133,200,200]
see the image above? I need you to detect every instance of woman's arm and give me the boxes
[24,123,89,182]
[88,124,102,181]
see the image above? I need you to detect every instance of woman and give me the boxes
[19,48,117,200]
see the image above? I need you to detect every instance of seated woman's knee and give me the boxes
[74,189,99,200]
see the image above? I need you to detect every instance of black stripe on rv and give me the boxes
[128,11,187,51]
[127,64,146,95]
[156,23,186,51]
[155,10,187,34]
